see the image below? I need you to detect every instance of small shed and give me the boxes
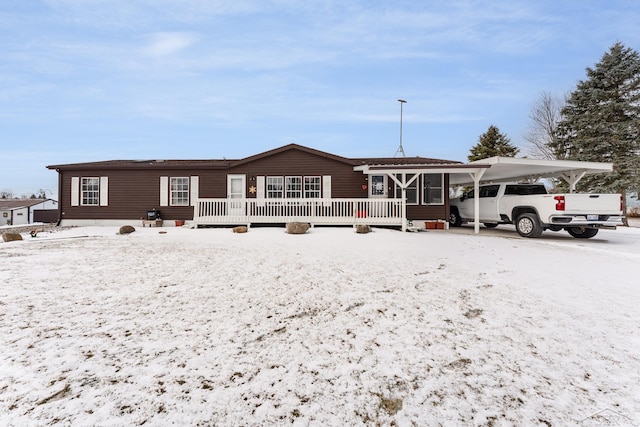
[0,199,58,226]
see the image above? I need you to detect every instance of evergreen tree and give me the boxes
[553,42,640,198]
[468,125,519,161]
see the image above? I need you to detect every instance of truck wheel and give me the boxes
[449,208,462,227]
[483,223,498,228]
[567,227,599,239]
[515,213,543,238]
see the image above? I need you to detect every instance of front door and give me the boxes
[227,174,246,217]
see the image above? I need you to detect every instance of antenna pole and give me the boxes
[395,99,407,157]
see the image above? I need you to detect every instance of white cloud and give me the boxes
[142,32,198,57]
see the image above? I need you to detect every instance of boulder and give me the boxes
[355,224,371,234]
[286,222,310,234]
[119,225,136,235]
[2,232,23,242]
[233,226,248,233]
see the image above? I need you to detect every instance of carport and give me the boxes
[448,157,615,234]
[356,157,615,234]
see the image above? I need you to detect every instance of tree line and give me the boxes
[0,189,50,200]
[468,41,640,210]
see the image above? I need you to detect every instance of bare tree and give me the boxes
[0,189,15,199]
[523,91,565,159]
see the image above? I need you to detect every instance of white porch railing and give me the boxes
[193,198,403,227]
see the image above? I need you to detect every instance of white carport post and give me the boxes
[387,173,420,232]
[467,169,487,234]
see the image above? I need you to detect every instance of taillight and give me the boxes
[621,195,624,212]
[554,195,565,211]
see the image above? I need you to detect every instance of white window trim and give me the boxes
[266,176,284,199]
[422,173,444,206]
[81,177,100,206]
[394,173,419,205]
[285,176,302,199]
[304,176,321,199]
[170,177,190,206]
[369,174,387,198]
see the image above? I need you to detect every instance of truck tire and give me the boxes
[449,208,462,227]
[515,213,543,238]
[567,227,599,239]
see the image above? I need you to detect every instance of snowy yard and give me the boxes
[1,225,639,426]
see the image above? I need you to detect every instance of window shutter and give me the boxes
[71,177,79,206]
[160,176,169,207]
[99,176,109,206]
[322,176,332,198]
[322,175,332,206]
[256,176,265,206]
[190,176,199,206]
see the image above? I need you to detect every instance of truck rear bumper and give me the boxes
[548,215,625,227]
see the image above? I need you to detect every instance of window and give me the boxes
[170,177,189,206]
[394,174,418,204]
[266,176,283,198]
[480,185,500,198]
[422,174,443,205]
[81,177,99,206]
[370,175,386,197]
[304,176,321,198]
[266,176,322,198]
[286,176,302,198]
[504,184,547,195]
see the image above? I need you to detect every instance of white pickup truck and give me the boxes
[449,182,625,238]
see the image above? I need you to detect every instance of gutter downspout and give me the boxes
[56,169,63,226]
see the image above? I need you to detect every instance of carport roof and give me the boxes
[448,157,614,186]
[355,156,614,189]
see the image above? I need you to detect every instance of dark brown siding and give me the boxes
[33,209,58,223]
[59,169,214,221]
[226,149,366,198]
[55,147,451,222]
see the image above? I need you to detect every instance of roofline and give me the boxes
[354,163,491,174]
[230,143,358,167]
[468,156,614,172]
[46,161,232,171]
[0,198,56,209]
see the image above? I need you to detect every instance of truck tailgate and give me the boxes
[565,194,621,213]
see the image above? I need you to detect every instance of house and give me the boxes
[0,199,58,226]
[47,144,619,232]
[47,144,472,229]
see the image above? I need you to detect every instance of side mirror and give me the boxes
[460,194,466,202]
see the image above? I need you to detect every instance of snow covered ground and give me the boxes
[1,224,639,426]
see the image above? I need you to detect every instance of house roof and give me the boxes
[46,143,460,171]
[0,199,52,210]
[46,159,233,171]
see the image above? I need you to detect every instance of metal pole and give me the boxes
[396,99,407,157]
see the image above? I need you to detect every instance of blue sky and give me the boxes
[2,0,639,198]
